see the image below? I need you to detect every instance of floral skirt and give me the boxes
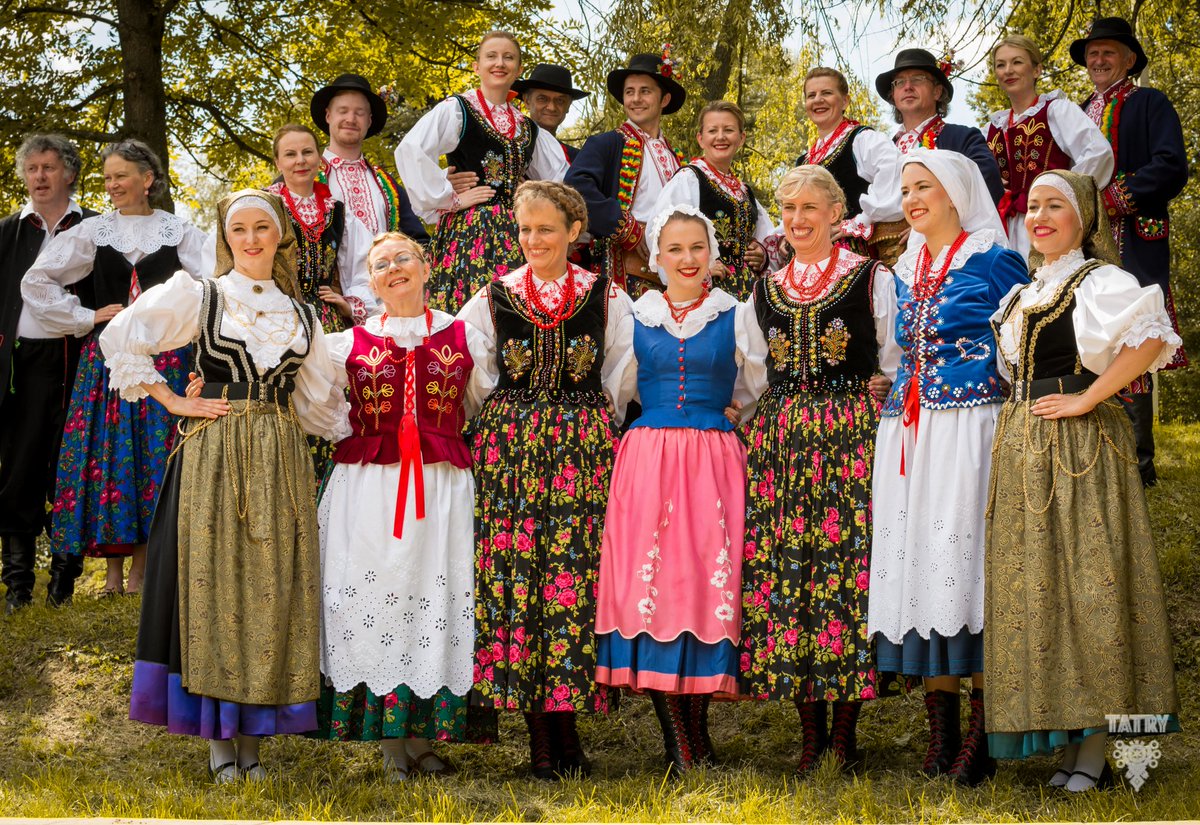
[52,334,188,557]
[985,399,1179,754]
[469,389,618,714]
[315,682,497,743]
[715,260,760,302]
[427,203,523,313]
[740,386,882,703]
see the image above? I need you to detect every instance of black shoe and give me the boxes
[948,688,996,787]
[685,695,717,766]
[552,711,591,778]
[46,551,83,607]
[650,691,694,778]
[1,534,36,611]
[830,701,863,772]
[921,689,962,777]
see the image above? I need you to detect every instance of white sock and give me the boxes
[405,737,444,770]
[209,739,236,771]
[1051,742,1080,785]
[1065,732,1107,791]
[236,734,261,769]
[381,738,408,767]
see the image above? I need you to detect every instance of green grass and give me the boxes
[2,424,1199,822]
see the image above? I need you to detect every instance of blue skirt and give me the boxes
[51,334,189,557]
[989,715,1181,760]
[595,632,740,694]
[875,626,982,677]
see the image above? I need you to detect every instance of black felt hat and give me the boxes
[310,74,388,138]
[875,48,955,104]
[512,64,590,100]
[1070,17,1148,76]
[606,53,686,115]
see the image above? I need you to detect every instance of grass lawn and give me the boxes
[1,424,1198,822]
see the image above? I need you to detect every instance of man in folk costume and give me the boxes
[0,135,96,610]
[310,73,429,242]
[513,63,590,163]
[875,49,1004,205]
[1072,17,1189,486]
[567,47,687,298]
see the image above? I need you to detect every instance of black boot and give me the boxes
[1121,392,1157,486]
[830,700,862,771]
[2,534,36,613]
[686,695,717,766]
[949,688,996,786]
[524,711,557,780]
[46,551,84,607]
[921,689,961,777]
[650,691,694,777]
[794,699,828,776]
[552,711,590,777]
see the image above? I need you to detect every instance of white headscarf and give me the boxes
[223,193,283,235]
[646,203,722,285]
[897,148,1008,273]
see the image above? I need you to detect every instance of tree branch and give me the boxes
[169,93,271,161]
[13,5,116,25]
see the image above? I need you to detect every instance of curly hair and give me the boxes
[16,134,82,192]
[513,180,588,236]
[101,138,167,200]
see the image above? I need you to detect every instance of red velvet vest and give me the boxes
[333,321,473,469]
[987,103,1073,218]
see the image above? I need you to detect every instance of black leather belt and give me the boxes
[199,381,291,405]
[1010,373,1095,402]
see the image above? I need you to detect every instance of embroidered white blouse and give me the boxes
[456,263,637,423]
[811,126,904,239]
[395,91,569,224]
[98,269,350,441]
[994,248,1180,378]
[21,210,214,338]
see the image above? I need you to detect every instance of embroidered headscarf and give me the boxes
[896,148,1008,274]
[646,203,722,285]
[214,189,301,300]
[1027,170,1120,271]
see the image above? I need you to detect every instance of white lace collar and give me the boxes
[84,209,185,255]
[633,287,737,339]
[988,89,1064,128]
[364,309,455,343]
[894,230,999,285]
[219,270,291,307]
[1030,248,1088,291]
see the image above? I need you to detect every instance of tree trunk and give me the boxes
[699,0,749,102]
[114,0,174,211]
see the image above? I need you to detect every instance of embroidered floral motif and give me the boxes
[767,326,791,369]
[820,318,850,365]
[711,209,733,243]
[501,338,532,382]
[709,498,737,623]
[353,345,399,432]
[481,150,506,189]
[565,334,598,383]
[424,344,466,427]
[638,501,672,624]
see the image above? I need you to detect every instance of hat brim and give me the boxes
[875,66,954,104]
[310,84,389,139]
[606,69,686,115]
[1069,34,1148,75]
[512,79,590,100]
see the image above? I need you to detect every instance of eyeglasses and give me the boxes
[891,75,934,89]
[370,253,421,273]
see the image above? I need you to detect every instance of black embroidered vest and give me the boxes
[445,95,538,208]
[998,262,1103,382]
[690,164,758,267]
[799,126,870,220]
[292,200,346,304]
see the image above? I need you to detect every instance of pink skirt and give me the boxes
[595,427,747,646]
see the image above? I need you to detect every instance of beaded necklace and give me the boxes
[806,119,861,165]
[476,90,517,139]
[523,267,578,329]
[697,158,744,199]
[664,286,710,325]
[280,183,328,243]
[912,230,969,300]
[782,248,841,304]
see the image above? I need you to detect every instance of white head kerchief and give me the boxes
[646,203,722,283]
[901,148,1008,258]
[223,194,282,235]
[1030,172,1082,222]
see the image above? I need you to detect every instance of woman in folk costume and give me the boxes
[110,190,348,783]
[795,68,906,265]
[738,165,900,775]
[651,102,777,299]
[867,149,1027,786]
[458,180,635,779]
[267,122,376,480]
[314,231,495,779]
[397,29,568,313]
[987,34,1113,260]
[21,138,212,596]
[594,205,751,776]
[986,170,1179,791]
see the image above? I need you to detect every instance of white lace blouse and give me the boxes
[994,248,1180,378]
[20,210,214,337]
[98,270,350,442]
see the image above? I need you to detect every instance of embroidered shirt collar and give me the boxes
[894,230,998,284]
[366,309,454,342]
[1090,78,1134,104]
[989,89,1064,128]
[499,263,598,300]
[1030,247,1088,291]
[324,148,368,169]
[893,114,938,142]
[624,120,664,142]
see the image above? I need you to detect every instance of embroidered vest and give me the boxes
[195,279,315,389]
[799,126,870,220]
[690,165,758,270]
[333,322,473,468]
[291,200,345,304]
[987,105,1073,215]
[490,274,609,400]
[998,262,1103,382]
[753,258,879,393]
[446,95,537,208]
[89,244,181,330]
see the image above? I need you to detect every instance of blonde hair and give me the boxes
[992,34,1043,67]
[804,67,849,97]
[697,100,746,133]
[368,232,426,264]
[478,30,522,63]
[776,164,847,211]
[513,180,589,236]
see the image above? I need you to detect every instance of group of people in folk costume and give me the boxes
[0,17,1187,792]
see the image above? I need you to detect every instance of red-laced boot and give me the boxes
[553,711,591,778]
[948,688,996,786]
[921,689,961,776]
[650,691,694,778]
[830,700,862,772]
[794,699,828,776]
[684,695,717,766]
[524,711,557,780]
